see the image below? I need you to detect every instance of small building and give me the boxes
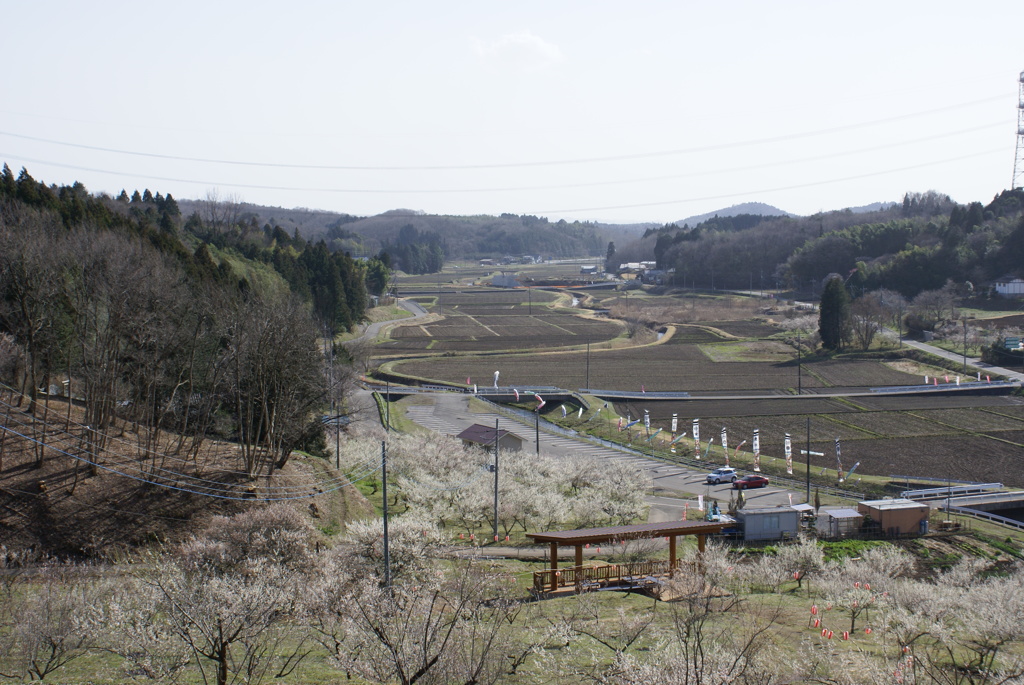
[994,276,1024,297]
[455,424,524,452]
[735,506,800,541]
[858,498,931,536]
[641,269,666,285]
[821,508,863,538]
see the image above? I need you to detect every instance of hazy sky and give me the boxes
[3,1,1024,224]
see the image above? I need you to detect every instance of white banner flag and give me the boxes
[835,437,843,481]
[693,419,700,459]
[753,429,761,472]
[784,433,793,475]
[697,494,704,512]
[671,414,678,434]
[721,428,728,465]
[644,411,650,429]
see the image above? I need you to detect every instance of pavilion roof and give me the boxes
[527,520,724,546]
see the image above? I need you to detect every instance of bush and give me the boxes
[177,503,317,574]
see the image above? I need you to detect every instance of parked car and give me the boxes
[733,474,769,490]
[706,467,738,484]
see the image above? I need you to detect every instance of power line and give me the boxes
[0,399,380,497]
[0,94,1006,172]
[532,148,1004,216]
[2,122,1004,197]
[0,395,382,501]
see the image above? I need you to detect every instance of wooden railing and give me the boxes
[533,559,693,593]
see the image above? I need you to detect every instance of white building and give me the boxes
[994,277,1024,297]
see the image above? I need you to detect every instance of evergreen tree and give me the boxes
[819,275,851,350]
[0,163,15,198]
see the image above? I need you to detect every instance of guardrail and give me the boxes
[473,386,566,395]
[890,475,984,486]
[934,491,1024,505]
[942,506,1024,531]
[581,389,691,399]
[870,380,1019,393]
[902,483,1004,499]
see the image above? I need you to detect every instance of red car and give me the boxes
[733,474,769,490]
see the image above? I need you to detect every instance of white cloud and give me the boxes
[473,31,564,73]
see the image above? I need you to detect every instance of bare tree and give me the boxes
[125,506,318,685]
[0,561,105,682]
[321,562,529,685]
[0,206,65,416]
[201,188,243,228]
[224,291,326,478]
[850,292,887,350]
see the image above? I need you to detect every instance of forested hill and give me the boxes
[0,165,368,335]
[618,189,1024,298]
[176,198,651,260]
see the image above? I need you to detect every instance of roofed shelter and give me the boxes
[527,520,724,594]
[456,423,524,452]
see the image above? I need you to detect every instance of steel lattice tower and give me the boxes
[1014,70,1024,190]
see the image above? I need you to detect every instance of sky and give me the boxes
[3,1,1024,225]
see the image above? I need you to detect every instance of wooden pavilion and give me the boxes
[526,520,724,595]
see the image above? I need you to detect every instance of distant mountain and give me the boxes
[676,202,793,228]
[675,200,897,228]
[843,201,899,214]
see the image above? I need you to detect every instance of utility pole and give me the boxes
[585,340,591,390]
[493,419,499,542]
[806,417,811,503]
[381,440,391,589]
[796,330,803,395]
[535,410,540,455]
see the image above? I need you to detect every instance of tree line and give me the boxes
[634,189,1024,298]
[0,169,368,477]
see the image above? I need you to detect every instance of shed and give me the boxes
[735,506,800,541]
[858,498,930,536]
[455,423,524,452]
[821,508,863,538]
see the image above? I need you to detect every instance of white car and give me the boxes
[706,467,738,485]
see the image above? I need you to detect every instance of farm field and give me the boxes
[600,396,1024,486]
[389,345,924,393]
[374,287,1024,487]
[376,288,625,354]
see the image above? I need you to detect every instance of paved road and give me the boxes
[901,338,1024,383]
[347,299,429,346]
[401,392,799,521]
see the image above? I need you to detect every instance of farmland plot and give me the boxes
[918,407,1024,432]
[804,359,924,387]
[393,348,820,392]
[704,319,781,338]
[853,394,1024,411]
[664,325,726,344]
[381,310,623,353]
[846,433,1024,485]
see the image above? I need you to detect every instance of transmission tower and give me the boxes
[1014,70,1024,190]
